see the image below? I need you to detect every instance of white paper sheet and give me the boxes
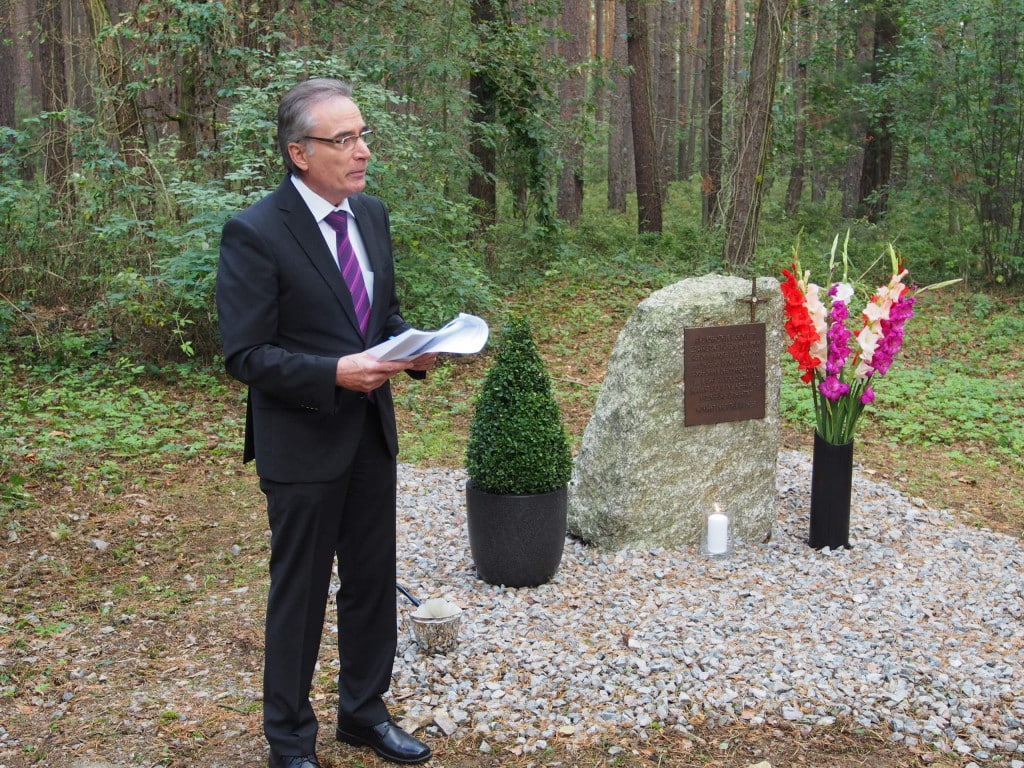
[367,313,489,362]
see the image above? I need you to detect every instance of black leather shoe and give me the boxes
[268,751,321,768]
[336,719,432,764]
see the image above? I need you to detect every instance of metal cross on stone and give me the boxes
[735,275,769,322]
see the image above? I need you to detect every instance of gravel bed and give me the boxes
[384,451,1024,761]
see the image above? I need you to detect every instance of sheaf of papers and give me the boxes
[367,313,489,362]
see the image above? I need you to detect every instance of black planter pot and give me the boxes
[465,481,568,588]
[808,431,854,549]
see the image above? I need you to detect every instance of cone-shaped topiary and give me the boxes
[466,316,573,495]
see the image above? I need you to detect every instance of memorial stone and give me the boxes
[567,274,783,550]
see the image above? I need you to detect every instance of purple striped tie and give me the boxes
[324,210,370,335]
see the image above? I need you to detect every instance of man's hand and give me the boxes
[403,352,438,373]
[335,352,438,392]
[336,352,411,392]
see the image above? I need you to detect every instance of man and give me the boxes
[217,78,437,768]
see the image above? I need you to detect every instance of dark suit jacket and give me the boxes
[216,178,415,483]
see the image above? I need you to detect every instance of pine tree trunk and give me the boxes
[858,6,897,223]
[655,0,679,189]
[627,0,663,233]
[785,1,811,216]
[676,0,694,178]
[39,0,72,207]
[608,0,634,212]
[841,7,875,218]
[723,0,788,267]
[0,3,14,137]
[594,0,607,124]
[685,0,705,182]
[702,0,724,226]
[557,0,588,224]
[84,0,149,167]
[468,0,497,226]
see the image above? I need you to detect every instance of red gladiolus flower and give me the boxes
[781,267,822,383]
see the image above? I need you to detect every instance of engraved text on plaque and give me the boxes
[684,323,766,426]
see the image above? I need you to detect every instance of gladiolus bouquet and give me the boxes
[781,233,924,445]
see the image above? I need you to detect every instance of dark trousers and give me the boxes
[259,406,397,756]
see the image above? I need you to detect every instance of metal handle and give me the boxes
[395,582,421,607]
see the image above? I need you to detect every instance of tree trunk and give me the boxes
[468,0,497,227]
[557,0,587,224]
[723,0,788,267]
[0,1,14,137]
[177,54,200,160]
[702,0,724,226]
[39,0,72,207]
[729,0,746,137]
[594,0,607,124]
[655,0,679,189]
[976,20,1020,278]
[841,5,875,218]
[83,0,148,167]
[785,0,810,215]
[858,4,897,223]
[626,0,663,233]
[239,0,280,55]
[676,0,695,179]
[685,0,705,181]
[608,0,634,212]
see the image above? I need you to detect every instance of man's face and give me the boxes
[288,96,371,205]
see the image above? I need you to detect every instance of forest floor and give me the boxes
[3,400,1017,768]
[2,288,1021,768]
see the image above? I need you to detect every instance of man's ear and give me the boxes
[288,142,310,172]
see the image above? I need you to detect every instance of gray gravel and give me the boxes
[383,451,1024,761]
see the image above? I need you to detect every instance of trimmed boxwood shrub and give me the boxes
[465,316,573,495]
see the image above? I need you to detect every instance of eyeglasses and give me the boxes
[303,130,374,150]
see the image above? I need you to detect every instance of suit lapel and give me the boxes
[275,180,364,338]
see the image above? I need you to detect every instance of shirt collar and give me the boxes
[290,174,355,223]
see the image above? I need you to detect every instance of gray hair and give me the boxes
[277,78,354,174]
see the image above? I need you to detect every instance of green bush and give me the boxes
[465,316,573,495]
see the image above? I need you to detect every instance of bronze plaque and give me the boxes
[684,323,766,426]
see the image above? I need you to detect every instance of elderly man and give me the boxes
[217,78,436,768]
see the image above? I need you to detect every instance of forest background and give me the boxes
[1,0,1024,766]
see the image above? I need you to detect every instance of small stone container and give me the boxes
[408,598,462,654]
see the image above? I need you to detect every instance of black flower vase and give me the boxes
[808,431,854,549]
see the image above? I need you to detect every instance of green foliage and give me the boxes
[465,316,573,495]
[470,0,565,232]
[0,47,498,360]
[391,359,474,465]
[0,352,241,510]
[139,55,496,349]
[880,0,1024,281]
[359,86,497,326]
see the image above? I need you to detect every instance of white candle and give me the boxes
[707,513,729,554]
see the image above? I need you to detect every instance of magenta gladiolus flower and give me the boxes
[825,300,852,376]
[869,294,916,376]
[819,374,850,401]
[860,386,875,405]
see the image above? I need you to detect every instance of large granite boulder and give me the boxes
[567,274,783,550]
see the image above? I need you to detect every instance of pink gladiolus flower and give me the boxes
[867,294,915,376]
[825,300,852,376]
[819,374,850,401]
[860,386,875,405]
